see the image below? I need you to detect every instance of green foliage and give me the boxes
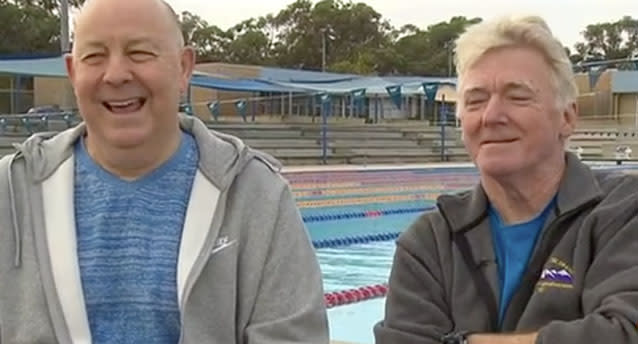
[571,16,638,64]
[181,2,481,75]
[0,2,61,54]
[393,16,481,76]
[2,0,637,76]
[179,11,229,62]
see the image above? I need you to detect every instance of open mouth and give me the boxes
[102,98,146,114]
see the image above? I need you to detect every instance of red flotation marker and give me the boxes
[323,283,389,309]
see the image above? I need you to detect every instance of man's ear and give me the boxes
[178,46,196,95]
[559,101,578,140]
[64,53,75,83]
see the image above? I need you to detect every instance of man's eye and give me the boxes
[82,53,105,63]
[465,98,487,107]
[130,51,156,61]
[509,94,531,102]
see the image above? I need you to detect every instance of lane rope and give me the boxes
[324,283,389,309]
[303,205,434,222]
[313,231,401,249]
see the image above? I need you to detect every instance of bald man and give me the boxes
[0,0,329,343]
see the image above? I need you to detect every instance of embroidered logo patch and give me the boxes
[540,268,573,284]
[536,257,575,292]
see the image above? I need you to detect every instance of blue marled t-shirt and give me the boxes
[74,132,198,343]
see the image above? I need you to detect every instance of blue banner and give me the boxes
[317,93,332,164]
[207,101,220,121]
[179,102,193,116]
[63,113,74,128]
[319,93,331,104]
[385,85,402,110]
[351,88,366,100]
[318,93,332,115]
[423,82,439,103]
[351,88,366,113]
[235,100,247,122]
[588,68,604,89]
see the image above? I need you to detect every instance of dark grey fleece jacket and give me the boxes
[375,153,638,344]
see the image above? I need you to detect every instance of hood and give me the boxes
[4,114,281,267]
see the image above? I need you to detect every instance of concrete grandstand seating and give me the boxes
[0,145,15,157]
[207,121,466,164]
[0,136,22,157]
[0,125,463,165]
[7,116,638,165]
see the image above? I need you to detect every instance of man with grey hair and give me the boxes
[0,0,329,343]
[375,15,638,344]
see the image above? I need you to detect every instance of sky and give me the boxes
[162,0,638,49]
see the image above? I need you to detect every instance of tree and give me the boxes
[272,0,394,73]
[225,17,277,65]
[7,0,635,77]
[572,16,638,64]
[179,11,229,63]
[393,16,481,76]
[0,2,61,54]
[5,0,84,13]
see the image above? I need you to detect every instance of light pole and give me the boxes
[321,28,327,72]
[444,40,454,77]
[60,0,70,53]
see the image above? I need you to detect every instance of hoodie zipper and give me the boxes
[176,189,229,344]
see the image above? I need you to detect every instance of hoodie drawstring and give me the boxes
[7,153,22,267]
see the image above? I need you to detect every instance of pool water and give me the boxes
[287,163,638,344]
[288,166,478,343]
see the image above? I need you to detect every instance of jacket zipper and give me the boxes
[442,199,598,332]
[176,190,228,344]
[500,201,597,330]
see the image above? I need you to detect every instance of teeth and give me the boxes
[108,100,136,107]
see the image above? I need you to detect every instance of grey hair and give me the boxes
[454,15,577,109]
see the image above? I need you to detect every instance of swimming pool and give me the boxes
[285,162,638,344]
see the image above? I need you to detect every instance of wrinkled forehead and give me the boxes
[460,77,538,96]
[73,0,181,50]
[462,46,556,89]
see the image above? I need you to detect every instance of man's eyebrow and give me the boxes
[462,86,489,98]
[462,81,536,97]
[76,38,161,50]
[503,81,535,93]
[126,38,160,49]
[76,40,106,50]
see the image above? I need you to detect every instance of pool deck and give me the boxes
[282,160,638,173]
[282,162,474,173]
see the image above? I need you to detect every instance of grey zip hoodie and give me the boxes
[0,115,329,343]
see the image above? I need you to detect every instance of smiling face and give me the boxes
[458,45,576,178]
[65,0,193,150]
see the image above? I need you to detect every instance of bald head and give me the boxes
[73,0,184,51]
[158,0,185,47]
[64,0,196,173]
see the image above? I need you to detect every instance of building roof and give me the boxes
[274,76,455,95]
[612,71,638,94]
[259,66,358,83]
[0,56,67,77]
[190,74,306,93]
[0,55,458,96]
